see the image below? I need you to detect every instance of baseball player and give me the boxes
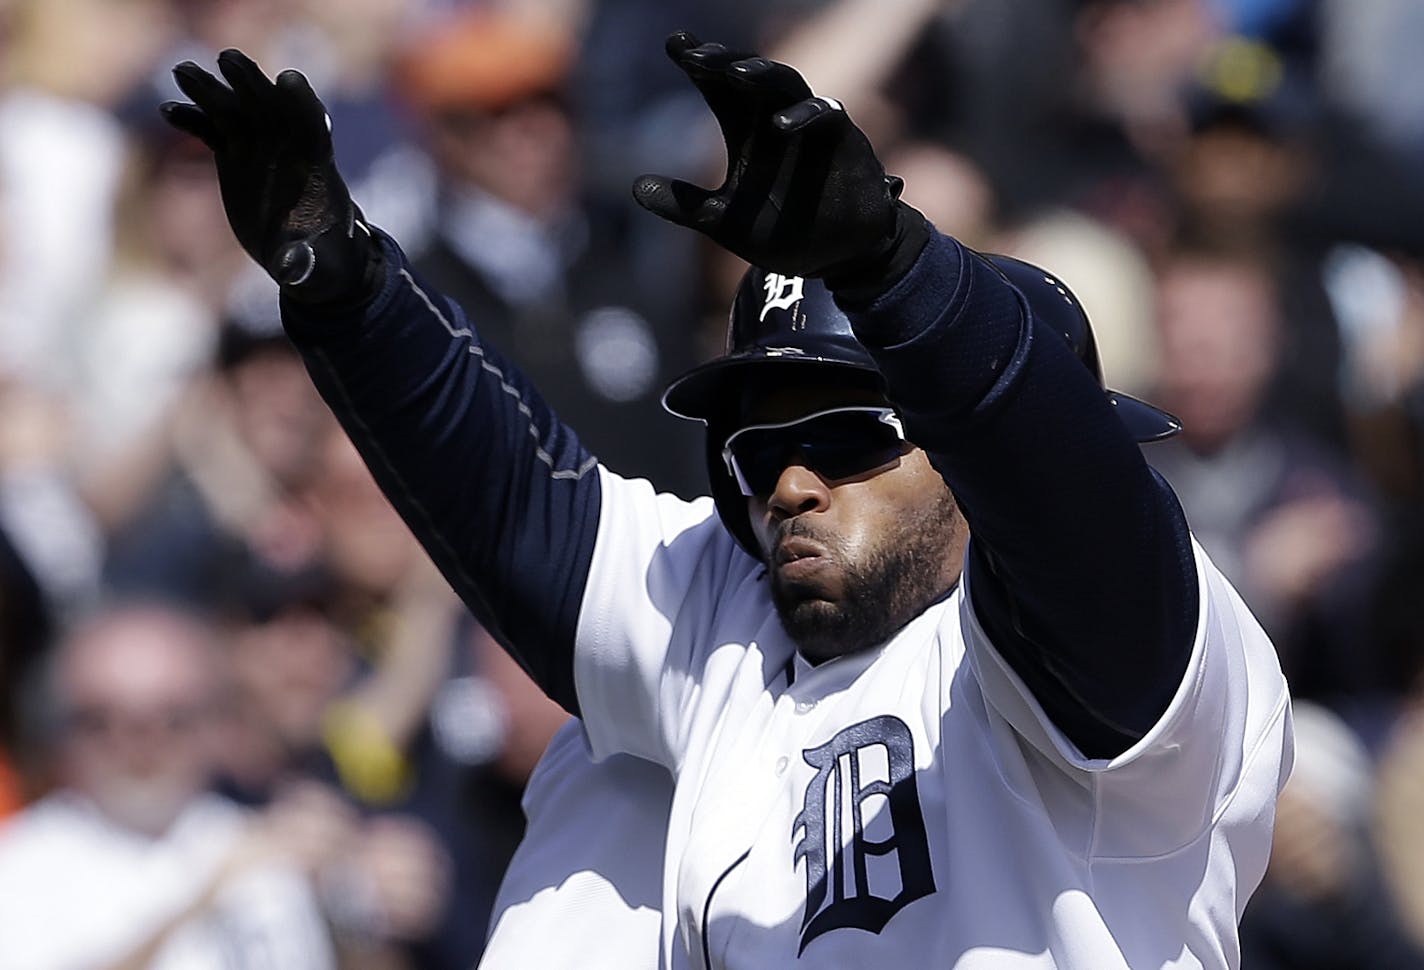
[161,32,1293,969]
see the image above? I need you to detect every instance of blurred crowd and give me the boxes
[0,0,1423,966]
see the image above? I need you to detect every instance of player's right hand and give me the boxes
[159,49,374,305]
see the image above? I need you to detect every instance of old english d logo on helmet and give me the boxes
[761,274,806,322]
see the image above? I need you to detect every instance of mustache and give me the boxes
[774,517,816,544]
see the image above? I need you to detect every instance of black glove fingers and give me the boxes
[158,101,223,151]
[276,70,328,129]
[668,44,780,193]
[171,61,242,126]
[676,41,744,74]
[673,41,759,105]
[773,97,847,134]
[644,34,905,278]
[727,58,814,110]
[631,174,717,230]
[663,30,703,62]
[217,48,280,120]
[275,69,334,159]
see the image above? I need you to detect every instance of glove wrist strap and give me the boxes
[822,202,932,311]
[278,217,385,309]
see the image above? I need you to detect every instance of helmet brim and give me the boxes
[662,352,883,423]
[1108,391,1182,443]
[667,356,1180,443]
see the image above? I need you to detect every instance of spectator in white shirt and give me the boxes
[0,602,337,970]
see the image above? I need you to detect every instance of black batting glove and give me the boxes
[632,32,929,298]
[159,49,378,306]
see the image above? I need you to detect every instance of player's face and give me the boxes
[739,385,966,664]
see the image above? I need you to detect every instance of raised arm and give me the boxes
[160,52,600,711]
[633,34,1196,757]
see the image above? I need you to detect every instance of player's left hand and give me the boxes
[632,32,927,287]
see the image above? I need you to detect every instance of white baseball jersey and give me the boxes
[0,792,335,970]
[480,717,672,970]
[573,469,1293,970]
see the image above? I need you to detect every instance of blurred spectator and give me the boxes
[1240,700,1424,969]
[164,0,291,75]
[207,422,565,969]
[1009,0,1223,244]
[278,0,423,182]
[210,559,462,968]
[1213,0,1311,41]
[0,0,177,385]
[1165,41,1353,448]
[1325,249,1424,508]
[0,0,180,619]
[573,0,751,208]
[1319,0,1424,165]
[213,565,357,804]
[390,5,702,497]
[307,428,567,969]
[0,377,104,617]
[0,603,337,969]
[66,120,246,487]
[762,0,961,134]
[1170,41,1316,246]
[1376,687,1424,952]
[1073,0,1222,144]
[1146,239,1383,706]
[99,316,333,608]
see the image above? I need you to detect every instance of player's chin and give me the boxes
[771,564,833,610]
[770,586,859,661]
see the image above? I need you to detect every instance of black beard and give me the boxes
[769,492,961,664]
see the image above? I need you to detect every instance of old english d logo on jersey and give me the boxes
[791,715,935,954]
[760,274,806,323]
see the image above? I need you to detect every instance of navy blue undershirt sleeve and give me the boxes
[843,231,1198,758]
[280,230,598,714]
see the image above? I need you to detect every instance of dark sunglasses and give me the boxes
[721,406,908,497]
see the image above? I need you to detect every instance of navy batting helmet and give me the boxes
[663,257,1179,558]
[985,254,1181,445]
